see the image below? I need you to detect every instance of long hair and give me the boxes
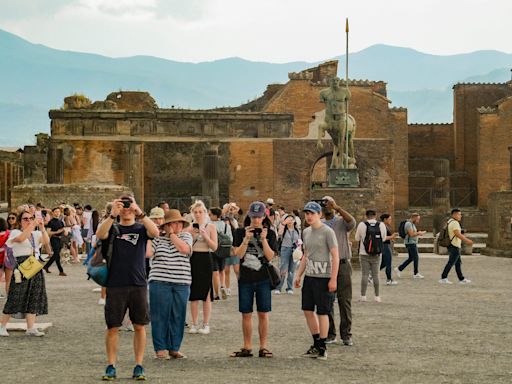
[91,210,100,233]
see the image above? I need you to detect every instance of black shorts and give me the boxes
[301,276,334,315]
[105,286,150,329]
[211,253,226,272]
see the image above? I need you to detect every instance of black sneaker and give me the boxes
[132,364,146,381]
[102,365,116,381]
[301,345,319,358]
[342,338,354,346]
[317,348,328,361]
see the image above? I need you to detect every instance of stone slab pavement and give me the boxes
[1,254,511,383]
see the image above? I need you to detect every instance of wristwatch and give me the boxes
[136,212,146,220]
[109,214,117,220]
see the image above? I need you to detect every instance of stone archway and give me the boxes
[311,152,333,190]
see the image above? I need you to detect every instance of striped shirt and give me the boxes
[149,232,193,285]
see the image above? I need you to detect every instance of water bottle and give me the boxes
[14,269,22,284]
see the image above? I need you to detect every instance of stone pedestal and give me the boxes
[328,168,360,188]
[481,191,512,258]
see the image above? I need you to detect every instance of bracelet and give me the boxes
[109,214,117,220]
[136,212,146,220]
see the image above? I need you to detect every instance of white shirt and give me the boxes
[6,230,43,258]
[354,219,387,256]
[82,211,92,229]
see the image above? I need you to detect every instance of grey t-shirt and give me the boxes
[322,216,356,260]
[303,224,338,278]
[404,221,418,245]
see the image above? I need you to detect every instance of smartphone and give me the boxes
[193,223,200,229]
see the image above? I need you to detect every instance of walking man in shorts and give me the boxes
[294,201,339,360]
[96,194,159,381]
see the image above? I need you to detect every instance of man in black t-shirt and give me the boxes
[230,201,278,358]
[96,195,159,381]
[44,207,66,276]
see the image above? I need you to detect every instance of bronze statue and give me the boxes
[317,77,357,169]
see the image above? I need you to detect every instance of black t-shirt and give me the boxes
[233,227,278,283]
[384,226,392,245]
[107,222,149,287]
[46,218,64,245]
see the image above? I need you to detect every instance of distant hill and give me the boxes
[0,28,511,146]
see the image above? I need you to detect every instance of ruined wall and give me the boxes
[408,123,454,165]
[0,150,23,205]
[481,191,512,257]
[477,97,512,209]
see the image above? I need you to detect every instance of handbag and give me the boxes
[18,235,44,280]
[87,224,119,286]
[250,238,281,290]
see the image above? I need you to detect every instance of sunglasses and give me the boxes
[22,217,35,222]
[8,216,16,220]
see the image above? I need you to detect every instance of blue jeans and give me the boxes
[238,279,272,313]
[441,245,464,281]
[399,244,419,275]
[149,281,190,352]
[380,244,393,280]
[276,247,296,291]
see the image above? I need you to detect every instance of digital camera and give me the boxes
[312,199,327,207]
[122,199,132,208]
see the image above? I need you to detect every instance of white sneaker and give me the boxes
[98,298,106,305]
[286,290,294,295]
[439,278,453,284]
[374,296,382,303]
[26,328,45,337]
[273,290,281,295]
[359,296,367,302]
[220,287,227,300]
[459,278,472,284]
[394,267,401,278]
[188,324,199,334]
[198,325,210,335]
[386,280,398,285]
[0,325,9,337]
[413,273,424,279]
[122,323,134,332]
[225,288,231,296]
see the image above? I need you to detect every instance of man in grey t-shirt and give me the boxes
[295,201,339,360]
[395,213,426,279]
[321,196,356,346]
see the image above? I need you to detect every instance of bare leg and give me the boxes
[212,271,220,298]
[203,294,212,325]
[304,310,319,335]
[4,269,12,296]
[25,313,36,329]
[133,324,146,365]
[106,327,120,365]
[318,314,329,339]
[190,301,199,325]
[0,313,12,328]
[257,312,269,350]
[242,313,252,350]
[225,266,231,289]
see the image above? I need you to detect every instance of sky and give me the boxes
[0,0,510,63]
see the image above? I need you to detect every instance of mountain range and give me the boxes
[0,28,511,147]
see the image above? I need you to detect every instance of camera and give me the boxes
[193,223,200,229]
[312,199,327,207]
[252,227,262,237]
[122,199,132,209]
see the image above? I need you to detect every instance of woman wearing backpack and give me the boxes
[274,214,301,294]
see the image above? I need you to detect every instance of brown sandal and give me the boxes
[258,348,273,358]
[230,348,253,357]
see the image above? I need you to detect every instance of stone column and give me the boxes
[47,147,64,184]
[202,143,220,207]
[432,159,451,235]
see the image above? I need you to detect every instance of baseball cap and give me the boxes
[149,207,165,219]
[248,201,266,218]
[303,201,322,213]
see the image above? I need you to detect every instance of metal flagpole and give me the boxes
[344,18,349,168]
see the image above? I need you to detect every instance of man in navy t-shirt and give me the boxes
[96,194,159,381]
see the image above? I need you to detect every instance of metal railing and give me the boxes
[409,187,476,207]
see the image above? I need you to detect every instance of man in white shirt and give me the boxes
[354,210,387,302]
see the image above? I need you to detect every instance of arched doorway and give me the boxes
[311,152,332,190]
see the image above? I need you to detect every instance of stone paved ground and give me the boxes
[1,254,511,384]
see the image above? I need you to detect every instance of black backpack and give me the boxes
[398,220,408,239]
[363,221,383,255]
[438,219,455,247]
[214,223,232,259]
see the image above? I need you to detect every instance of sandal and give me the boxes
[154,351,170,360]
[230,348,253,357]
[258,348,273,358]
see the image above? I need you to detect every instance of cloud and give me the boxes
[0,0,77,20]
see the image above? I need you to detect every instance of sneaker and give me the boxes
[98,298,106,305]
[394,267,401,278]
[317,348,328,361]
[439,278,453,284]
[374,296,382,303]
[386,280,398,285]
[273,290,281,295]
[342,338,354,346]
[198,325,210,335]
[302,345,319,358]
[26,328,45,337]
[220,287,227,300]
[325,335,337,344]
[459,278,472,284]
[359,296,367,302]
[132,364,146,381]
[102,365,116,381]
[188,324,199,334]
[413,273,424,279]
[122,323,134,332]
[286,289,294,295]
[225,288,231,296]
[0,325,9,337]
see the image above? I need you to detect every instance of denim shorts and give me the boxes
[238,279,272,313]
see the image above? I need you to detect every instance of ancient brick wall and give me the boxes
[481,191,512,257]
[477,97,512,209]
[408,123,454,166]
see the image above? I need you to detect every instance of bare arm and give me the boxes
[453,229,473,245]
[169,232,192,255]
[328,247,339,292]
[199,224,218,252]
[294,250,308,288]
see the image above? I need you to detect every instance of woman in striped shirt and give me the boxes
[148,209,193,360]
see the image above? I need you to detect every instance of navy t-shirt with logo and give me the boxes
[107,223,149,287]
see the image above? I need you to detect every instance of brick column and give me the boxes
[432,159,451,234]
[202,143,220,207]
